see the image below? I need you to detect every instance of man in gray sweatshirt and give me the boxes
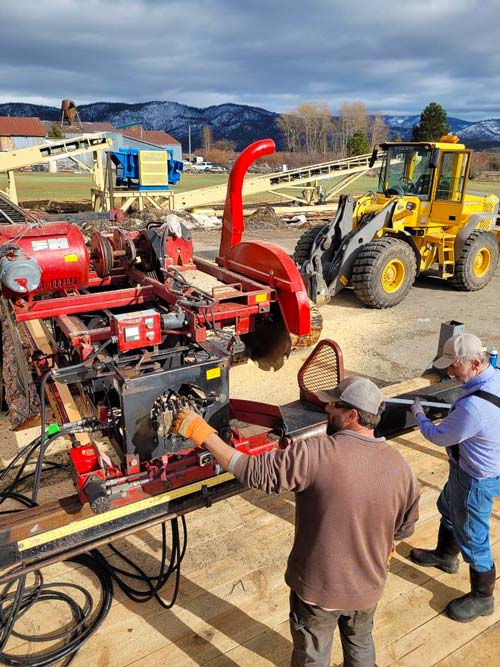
[172,376,420,667]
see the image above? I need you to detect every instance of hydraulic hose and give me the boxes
[0,424,114,666]
[0,337,189,663]
[0,424,77,513]
[32,337,115,503]
[0,554,113,667]
[92,516,187,609]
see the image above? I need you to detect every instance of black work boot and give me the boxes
[446,565,496,622]
[409,524,460,574]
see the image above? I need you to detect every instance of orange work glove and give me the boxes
[172,411,216,448]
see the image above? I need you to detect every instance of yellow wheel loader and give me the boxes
[294,136,500,308]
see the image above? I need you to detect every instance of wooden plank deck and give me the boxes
[4,424,500,666]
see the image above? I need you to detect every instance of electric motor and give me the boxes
[0,251,42,294]
[0,221,90,296]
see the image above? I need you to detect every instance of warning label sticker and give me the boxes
[32,240,49,251]
[31,237,70,251]
[48,238,70,250]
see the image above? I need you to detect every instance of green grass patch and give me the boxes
[176,173,228,191]
[2,171,500,206]
[0,172,93,201]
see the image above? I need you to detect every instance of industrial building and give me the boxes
[0,117,183,170]
[0,116,47,151]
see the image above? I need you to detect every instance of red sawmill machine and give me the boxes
[0,139,472,666]
[0,139,321,513]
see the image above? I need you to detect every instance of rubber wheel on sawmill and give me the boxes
[450,231,498,291]
[351,238,417,308]
[293,224,326,268]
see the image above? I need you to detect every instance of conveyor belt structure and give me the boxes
[0,191,29,224]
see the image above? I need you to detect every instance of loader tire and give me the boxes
[293,224,325,268]
[450,231,498,291]
[352,238,417,308]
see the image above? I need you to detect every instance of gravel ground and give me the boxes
[192,226,500,405]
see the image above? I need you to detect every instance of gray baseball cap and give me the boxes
[317,376,384,415]
[433,333,485,369]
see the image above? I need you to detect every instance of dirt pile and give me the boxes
[245,205,288,229]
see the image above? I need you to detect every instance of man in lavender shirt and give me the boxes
[410,333,500,622]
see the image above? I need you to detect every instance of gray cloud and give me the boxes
[0,0,499,119]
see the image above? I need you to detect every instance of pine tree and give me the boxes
[411,102,450,141]
[347,130,370,156]
[48,123,64,138]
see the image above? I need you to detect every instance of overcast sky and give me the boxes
[1,0,498,120]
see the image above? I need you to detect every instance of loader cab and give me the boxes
[378,138,471,211]
[378,143,435,201]
[430,148,472,225]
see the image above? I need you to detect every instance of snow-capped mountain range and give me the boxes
[1,100,499,149]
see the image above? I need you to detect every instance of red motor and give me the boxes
[0,222,90,297]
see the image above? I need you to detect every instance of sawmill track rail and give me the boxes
[0,379,462,581]
[0,474,242,581]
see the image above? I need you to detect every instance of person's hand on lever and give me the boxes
[171,410,216,449]
[170,408,237,471]
[411,397,425,418]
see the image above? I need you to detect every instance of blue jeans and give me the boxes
[437,461,500,572]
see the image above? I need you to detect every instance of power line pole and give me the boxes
[188,125,191,163]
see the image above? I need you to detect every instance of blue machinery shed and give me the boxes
[110,148,183,191]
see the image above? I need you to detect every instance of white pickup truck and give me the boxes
[191,161,212,172]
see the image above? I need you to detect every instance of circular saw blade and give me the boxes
[241,310,292,372]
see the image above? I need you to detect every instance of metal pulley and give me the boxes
[90,231,114,278]
[112,228,137,266]
[136,231,156,271]
[91,229,140,278]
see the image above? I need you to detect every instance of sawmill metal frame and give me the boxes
[0,473,241,580]
[91,152,382,214]
[0,376,461,581]
[91,186,176,213]
[0,134,112,205]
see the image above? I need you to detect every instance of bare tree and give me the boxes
[299,103,335,156]
[338,101,369,157]
[277,102,335,155]
[277,113,303,152]
[212,138,236,152]
[369,114,390,149]
[201,125,213,153]
[298,103,318,155]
